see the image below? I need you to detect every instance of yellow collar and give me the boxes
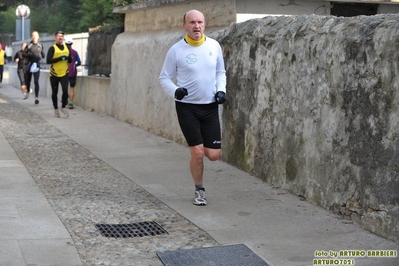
[184,34,206,46]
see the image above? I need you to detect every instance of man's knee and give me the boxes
[190,145,205,162]
[205,148,220,161]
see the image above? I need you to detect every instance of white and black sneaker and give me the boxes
[193,189,207,206]
[54,109,60,118]
[60,108,69,117]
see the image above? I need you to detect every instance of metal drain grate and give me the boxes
[95,221,168,238]
[157,244,270,266]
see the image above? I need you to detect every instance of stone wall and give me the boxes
[5,65,110,116]
[87,27,123,76]
[217,14,399,242]
[111,5,399,240]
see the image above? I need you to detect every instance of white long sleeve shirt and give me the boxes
[5,46,13,57]
[159,37,226,104]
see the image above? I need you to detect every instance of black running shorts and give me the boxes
[17,69,26,85]
[69,76,77,87]
[175,101,221,149]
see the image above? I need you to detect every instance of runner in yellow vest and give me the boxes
[46,30,71,118]
[0,47,6,84]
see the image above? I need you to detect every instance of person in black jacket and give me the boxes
[14,43,29,99]
[24,31,45,104]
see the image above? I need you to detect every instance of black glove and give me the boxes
[215,91,226,104]
[175,87,188,100]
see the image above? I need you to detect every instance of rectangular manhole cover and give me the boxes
[157,244,269,266]
[95,221,168,238]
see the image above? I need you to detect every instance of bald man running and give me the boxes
[159,9,227,206]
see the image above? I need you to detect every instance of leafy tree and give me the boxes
[78,0,119,31]
[0,1,52,8]
[0,1,53,34]
[29,5,50,34]
[0,6,17,33]
[0,0,125,36]
[43,0,82,34]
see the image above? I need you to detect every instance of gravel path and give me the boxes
[0,94,218,265]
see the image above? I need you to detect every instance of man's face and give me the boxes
[31,32,39,43]
[55,34,64,45]
[183,10,205,40]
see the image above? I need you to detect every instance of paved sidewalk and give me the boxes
[0,122,82,266]
[1,82,398,266]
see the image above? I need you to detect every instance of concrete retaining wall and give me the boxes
[7,65,52,98]
[6,65,110,114]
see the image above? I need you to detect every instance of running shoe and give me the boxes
[193,189,207,206]
[29,88,33,94]
[68,102,74,109]
[60,108,69,117]
[35,98,39,104]
[54,109,60,118]
[23,93,28,100]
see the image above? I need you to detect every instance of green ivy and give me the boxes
[112,0,149,8]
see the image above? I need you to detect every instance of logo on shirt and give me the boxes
[185,54,197,64]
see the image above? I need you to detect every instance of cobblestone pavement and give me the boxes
[0,94,218,265]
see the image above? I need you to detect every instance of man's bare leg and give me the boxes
[21,85,28,99]
[190,144,220,205]
[68,87,75,108]
[190,144,204,186]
